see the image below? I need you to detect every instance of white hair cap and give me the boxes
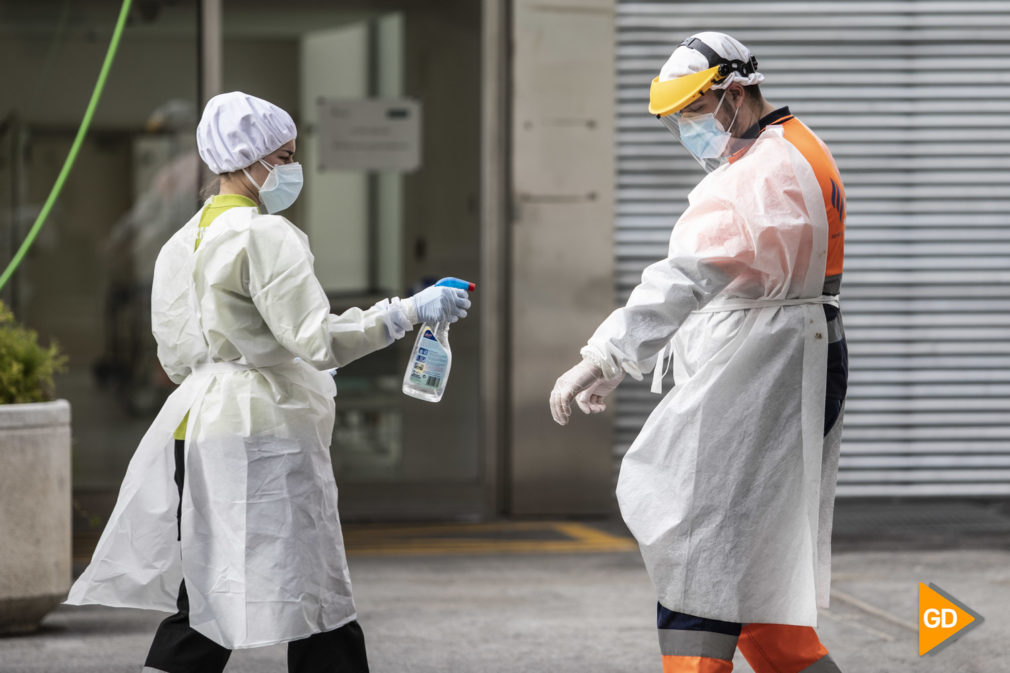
[658,31,764,89]
[197,91,297,174]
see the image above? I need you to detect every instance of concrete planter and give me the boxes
[0,400,71,634]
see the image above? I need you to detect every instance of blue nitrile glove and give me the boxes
[408,284,471,324]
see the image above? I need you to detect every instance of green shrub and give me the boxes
[0,300,67,404]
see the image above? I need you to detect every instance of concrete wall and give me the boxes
[509,0,616,514]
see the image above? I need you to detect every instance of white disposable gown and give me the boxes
[67,203,413,648]
[586,126,840,626]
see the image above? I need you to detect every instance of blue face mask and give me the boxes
[674,90,742,161]
[677,114,732,159]
[244,159,303,214]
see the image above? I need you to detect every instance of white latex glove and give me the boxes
[550,359,604,426]
[406,286,471,324]
[575,371,624,414]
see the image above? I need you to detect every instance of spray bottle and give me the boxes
[402,277,476,403]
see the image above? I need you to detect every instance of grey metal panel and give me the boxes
[481,0,509,515]
[614,0,1010,496]
[510,0,616,514]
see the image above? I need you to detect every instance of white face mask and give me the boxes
[244,159,303,214]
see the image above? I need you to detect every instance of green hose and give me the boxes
[0,0,134,293]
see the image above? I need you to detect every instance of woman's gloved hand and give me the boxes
[550,359,604,426]
[407,285,471,324]
[575,371,625,414]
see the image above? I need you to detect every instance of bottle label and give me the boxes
[409,329,448,389]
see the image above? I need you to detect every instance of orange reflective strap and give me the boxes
[737,623,829,673]
[778,117,845,278]
[662,655,734,673]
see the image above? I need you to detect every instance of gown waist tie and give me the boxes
[692,294,839,313]
[650,295,841,395]
[190,361,258,376]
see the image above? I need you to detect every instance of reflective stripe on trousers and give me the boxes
[658,606,842,673]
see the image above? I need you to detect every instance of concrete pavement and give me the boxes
[1,516,1008,673]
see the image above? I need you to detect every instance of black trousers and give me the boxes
[144,440,369,673]
[823,305,848,435]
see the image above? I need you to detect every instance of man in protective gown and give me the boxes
[550,33,847,673]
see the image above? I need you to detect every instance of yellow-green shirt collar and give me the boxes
[209,193,259,210]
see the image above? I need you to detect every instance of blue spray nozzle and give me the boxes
[435,277,476,292]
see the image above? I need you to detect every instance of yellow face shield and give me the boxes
[648,65,723,117]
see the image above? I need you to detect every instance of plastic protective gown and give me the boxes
[586,126,838,627]
[67,203,413,649]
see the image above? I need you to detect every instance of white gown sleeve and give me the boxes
[151,229,197,384]
[584,194,753,380]
[585,140,819,381]
[246,215,413,369]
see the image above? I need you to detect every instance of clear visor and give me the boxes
[658,88,759,173]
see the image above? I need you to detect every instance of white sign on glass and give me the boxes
[316,98,422,172]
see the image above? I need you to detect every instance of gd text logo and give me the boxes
[918,583,984,656]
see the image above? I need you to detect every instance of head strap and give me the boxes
[680,37,758,82]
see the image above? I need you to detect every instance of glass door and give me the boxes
[221,0,484,518]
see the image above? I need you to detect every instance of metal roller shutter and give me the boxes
[614,1,1010,496]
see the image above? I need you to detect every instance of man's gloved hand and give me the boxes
[550,359,604,426]
[575,371,625,414]
[407,285,471,324]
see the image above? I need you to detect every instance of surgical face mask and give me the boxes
[243,159,303,214]
[677,114,732,158]
[659,89,743,172]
